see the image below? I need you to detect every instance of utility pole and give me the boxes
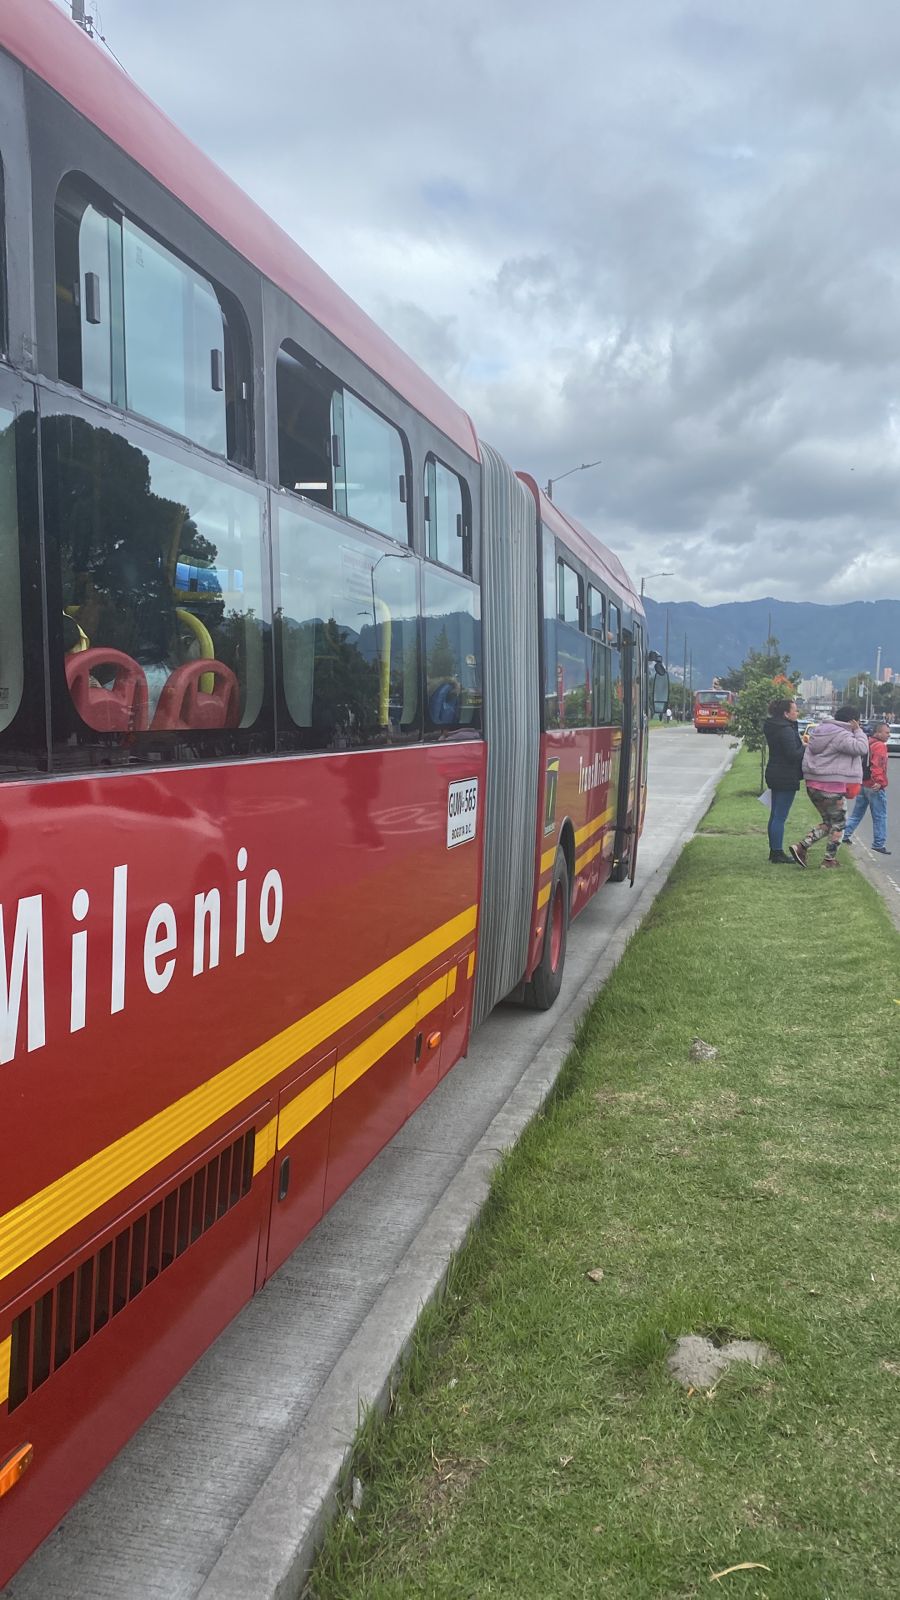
[687,649,693,715]
[72,0,94,33]
[681,632,688,721]
[663,605,670,671]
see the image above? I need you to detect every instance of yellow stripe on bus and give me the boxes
[335,975,448,1098]
[0,1335,10,1405]
[0,905,477,1287]
[467,951,476,980]
[276,1069,335,1150]
[277,972,451,1148]
[542,806,615,879]
[575,805,614,847]
[575,842,604,876]
[253,1117,278,1177]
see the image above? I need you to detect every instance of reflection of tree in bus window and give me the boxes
[0,411,23,733]
[43,414,264,731]
[423,568,481,736]
[277,504,419,748]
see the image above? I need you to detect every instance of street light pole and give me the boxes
[545,458,602,502]
[639,569,673,600]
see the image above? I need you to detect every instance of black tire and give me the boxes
[524,849,570,1010]
[609,848,629,883]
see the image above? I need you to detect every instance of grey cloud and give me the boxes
[95,0,900,603]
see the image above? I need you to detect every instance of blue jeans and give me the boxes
[843,787,888,848]
[768,787,796,852]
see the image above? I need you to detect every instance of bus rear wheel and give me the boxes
[524,850,569,1010]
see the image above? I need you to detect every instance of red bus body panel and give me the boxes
[526,728,624,976]
[0,744,483,1578]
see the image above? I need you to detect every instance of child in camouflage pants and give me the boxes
[789,706,869,870]
[795,788,847,864]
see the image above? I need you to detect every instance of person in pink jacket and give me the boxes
[789,706,869,869]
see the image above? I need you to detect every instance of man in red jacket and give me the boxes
[842,720,891,854]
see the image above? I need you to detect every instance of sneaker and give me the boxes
[841,835,853,845]
[768,850,794,863]
[872,845,892,854]
[789,842,808,867]
[821,856,839,868]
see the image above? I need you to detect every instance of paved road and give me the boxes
[842,759,900,929]
[4,732,735,1600]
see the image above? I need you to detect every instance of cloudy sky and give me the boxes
[70,0,900,605]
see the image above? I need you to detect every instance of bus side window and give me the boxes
[276,500,420,750]
[557,559,582,626]
[424,456,471,575]
[342,391,409,544]
[424,568,482,739]
[276,343,336,509]
[0,400,24,737]
[43,408,267,756]
[587,585,605,640]
[591,639,611,724]
[277,342,410,545]
[55,177,252,465]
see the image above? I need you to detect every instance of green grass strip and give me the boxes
[309,750,900,1600]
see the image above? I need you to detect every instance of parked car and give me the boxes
[886,723,900,755]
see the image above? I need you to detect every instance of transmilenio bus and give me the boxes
[693,689,735,733]
[0,0,667,1577]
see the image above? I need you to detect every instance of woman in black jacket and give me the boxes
[763,697,804,863]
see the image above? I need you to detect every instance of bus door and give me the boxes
[614,627,643,883]
[630,623,649,884]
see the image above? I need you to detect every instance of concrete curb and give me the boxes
[844,839,900,933]
[197,746,736,1600]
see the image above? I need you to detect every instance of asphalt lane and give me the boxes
[841,758,900,929]
[3,729,735,1600]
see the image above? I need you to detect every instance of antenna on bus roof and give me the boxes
[71,0,95,35]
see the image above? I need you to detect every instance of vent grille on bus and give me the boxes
[6,1129,255,1413]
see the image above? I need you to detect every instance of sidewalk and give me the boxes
[3,736,735,1600]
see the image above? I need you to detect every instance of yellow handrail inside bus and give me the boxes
[176,608,215,695]
[373,595,391,726]
[63,607,90,653]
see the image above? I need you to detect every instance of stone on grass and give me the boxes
[689,1038,719,1061]
[667,1333,777,1389]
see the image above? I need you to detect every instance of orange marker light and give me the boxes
[427,1031,442,1051]
[0,1444,33,1500]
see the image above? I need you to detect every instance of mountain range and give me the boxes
[641,596,900,688]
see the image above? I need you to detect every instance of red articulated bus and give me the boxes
[0,1,668,1578]
[693,689,735,733]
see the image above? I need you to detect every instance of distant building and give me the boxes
[799,676,834,701]
[883,667,894,682]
